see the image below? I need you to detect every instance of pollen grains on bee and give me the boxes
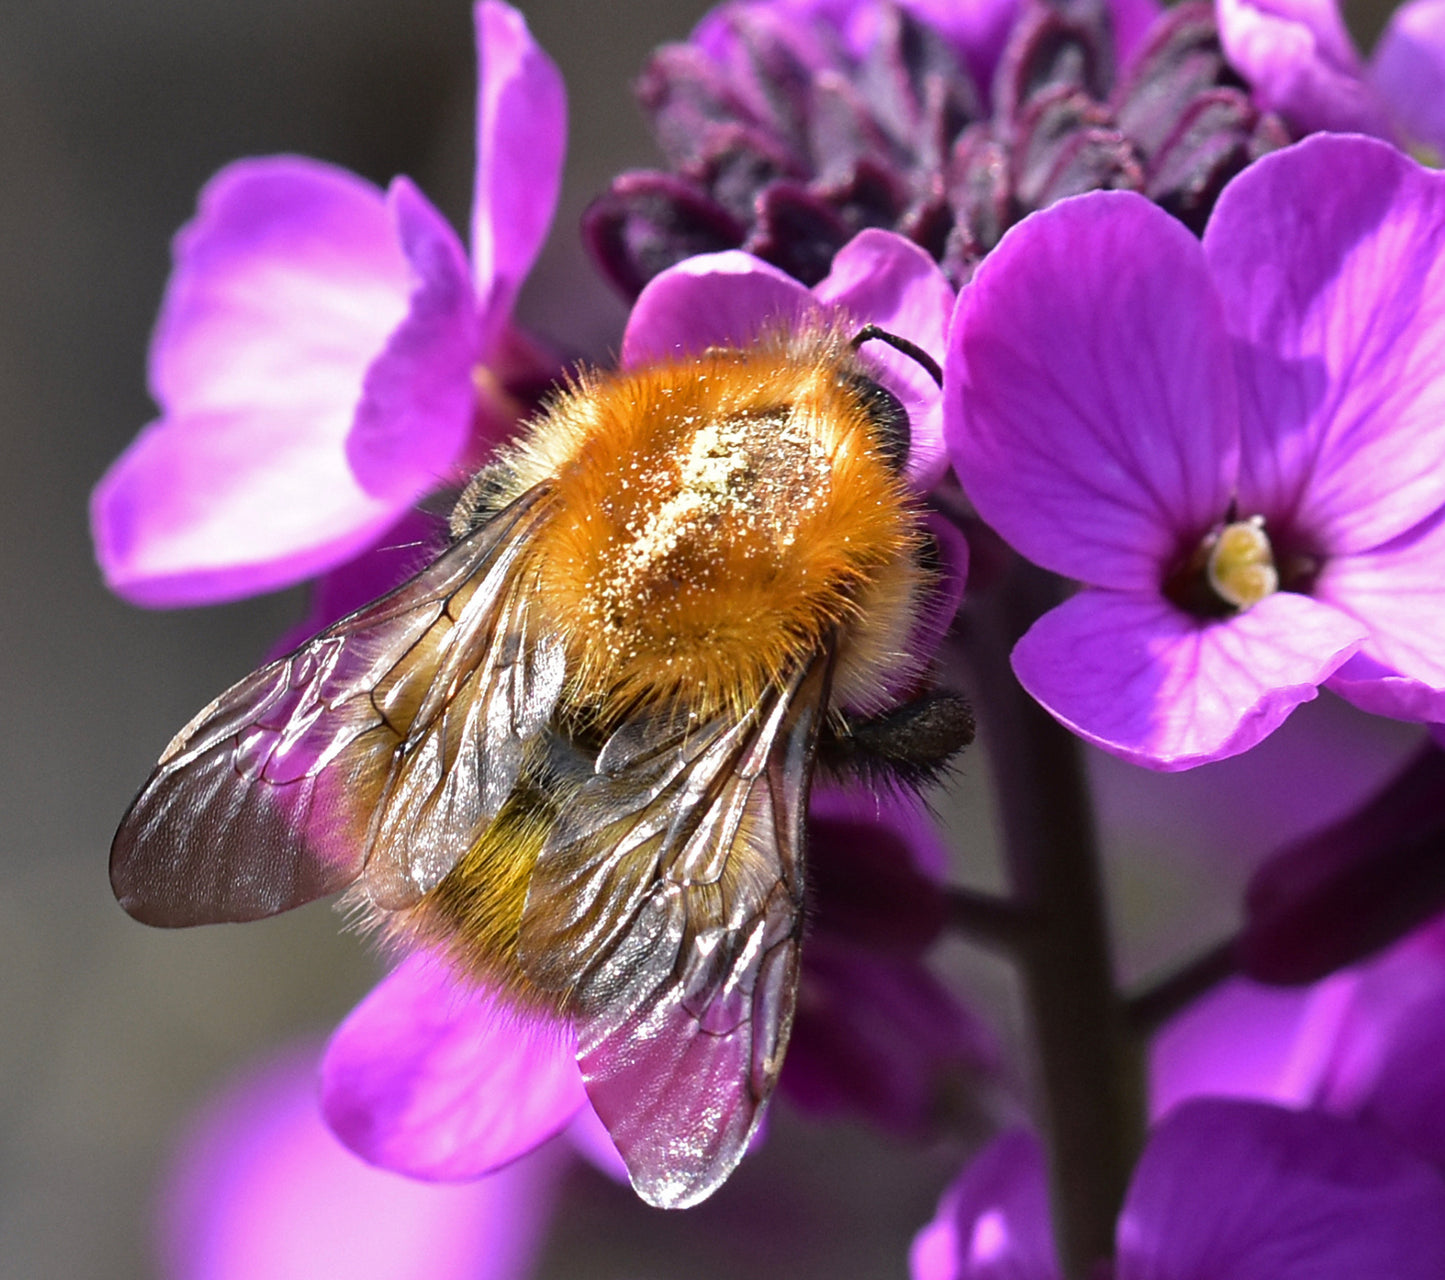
[398,324,937,994]
[453,323,931,731]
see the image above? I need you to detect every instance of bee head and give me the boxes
[845,325,943,475]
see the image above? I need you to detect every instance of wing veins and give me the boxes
[516,651,835,1208]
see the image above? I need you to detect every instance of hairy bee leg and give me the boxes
[818,689,975,789]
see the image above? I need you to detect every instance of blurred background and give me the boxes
[0,0,1415,1276]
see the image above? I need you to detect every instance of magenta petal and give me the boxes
[149,157,409,417]
[1316,935,1445,1169]
[620,250,819,365]
[563,1099,630,1185]
[1116,1099,1445,1280]
[1011,590,1365,770]
[92,410,397,606]
[321,953,586,1181]
[1316,506,1445,721]
[1325,652,1445,722]
[1371,0,1445,156]
[947,192,1238,591]
[97,156,420,604]
[1214,0,1392,136]
[346,179,480,505]
[1149,979,1320,1117]
[162,1044,563,1280]
[470,0,566,343]
[814,229,954,490]
[909,1131,1060,1280]
[1110,0,1165,68]
[896,0,1019,107]
[1208,135,1445,551]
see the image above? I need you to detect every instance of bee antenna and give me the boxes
[848,325,943,389]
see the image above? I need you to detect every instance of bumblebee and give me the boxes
[110,323,972,1208]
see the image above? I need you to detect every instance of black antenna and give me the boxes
[849,324,943,389]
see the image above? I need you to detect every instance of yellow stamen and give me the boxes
[1207,516,1278,610]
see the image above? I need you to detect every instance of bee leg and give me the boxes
[818,689,975,790]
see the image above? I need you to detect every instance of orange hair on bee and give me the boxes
[495,326,927,726]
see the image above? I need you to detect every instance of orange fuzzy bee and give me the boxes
[110,323,971,1208]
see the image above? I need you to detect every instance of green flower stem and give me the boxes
[954,556,1146,1279]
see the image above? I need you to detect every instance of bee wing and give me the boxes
[111,486,563,926]
[517,654,834,1208]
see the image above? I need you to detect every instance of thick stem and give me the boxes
[954,558,1145,1278]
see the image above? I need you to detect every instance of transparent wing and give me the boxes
[111,486,562,926]
[517,654,834,1208]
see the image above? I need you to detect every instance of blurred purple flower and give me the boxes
[91,0,565,607]
[1238,738,1445,983]
[1154,913,1445,1177]
[161,1044,565,1280]
[1217,0,1445,157]
[947,132,1445,769]
[778,785,998,1137]
[910,1100,1445,1280]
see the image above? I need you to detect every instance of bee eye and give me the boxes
[843,372,911,473]
[845,324,943,475]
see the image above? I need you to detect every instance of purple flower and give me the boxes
[160,1043,565,1280]
[1238,739,1445,983]
[585,0,1281,296]
[1217,0,1445,157]
[1154,915,1445,1177]
[946,132,1445,769]
[777,784,999,1137]
[90,0,565,607]
[1310,921,1445,1171]
[911,1100,1445,1280]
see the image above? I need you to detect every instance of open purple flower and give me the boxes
[161,1043,565,1280]
[91,0,565,606]
[910,1099,1445,1279]
[1217,0,1445,157]
[947,133,1445,769]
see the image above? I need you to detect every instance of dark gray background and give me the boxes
[0,1,1410,1276]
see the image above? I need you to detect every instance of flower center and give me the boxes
[1164,515,1279,618]
[1207,517,1278,609]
